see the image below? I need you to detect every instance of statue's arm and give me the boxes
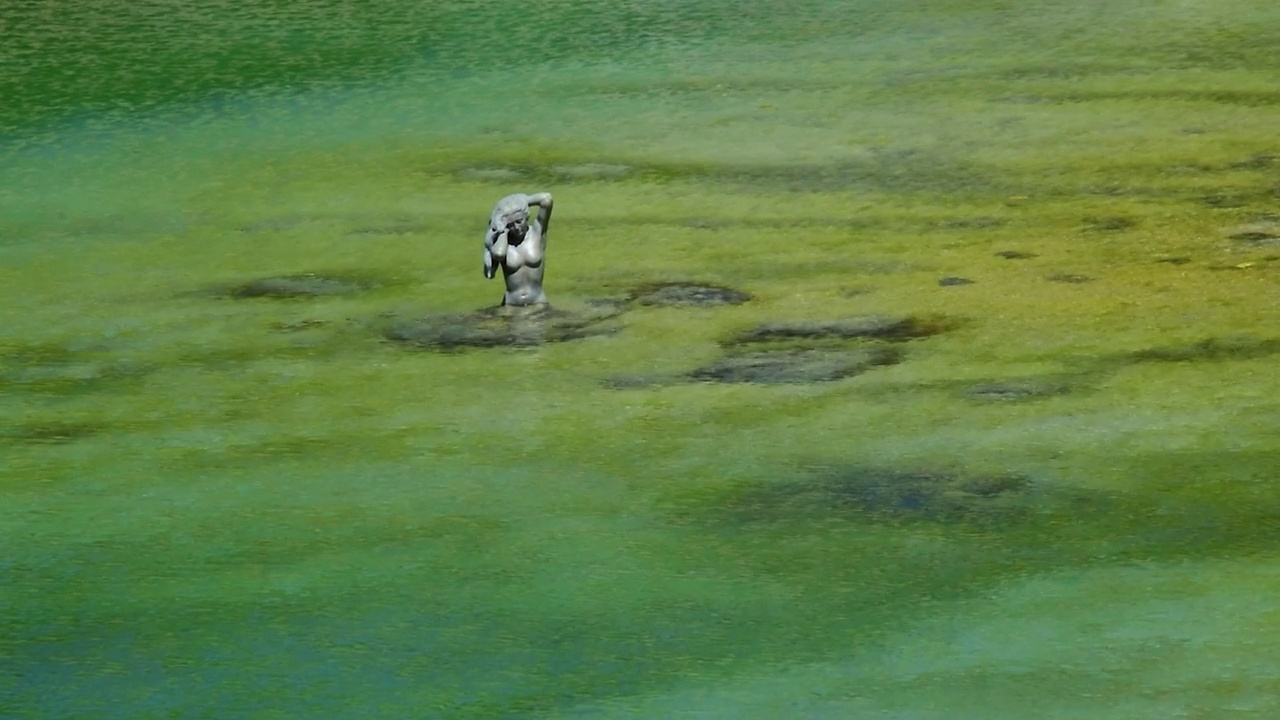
[483,226,508,279]
[527,192,553,240]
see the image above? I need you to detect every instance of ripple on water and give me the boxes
[385,305,622,350]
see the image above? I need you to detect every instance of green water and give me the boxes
[3,1,1279,717]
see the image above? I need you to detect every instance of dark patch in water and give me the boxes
[938,276,975,287]
[688,346,902,385]
[223,273,378,299]
[456,167,526,182]
[990,94,1055,104]
[1200,193,1252,209]
[235,217,308,233]
[1228,231,1280,243]
[712,150,999,195]
[1054,90,1280,106]
[604,314,940,388]
[584,297,632,311]
[1228,153,1278,170]
[1046,273,1093,284]
[994,250,1037,260]
[269,319,332,333]
[2,421,103,445]
[1130,335,1280,363]
[550,163,633,180]
[1225,220,1280,245]
[601,374,671,390]
[0,344,152,395]
[605,315,951,387]
[964,379,1073,401]
[628,282,751,307]
[723,315,949,346]
[1164,163,1215,174]
[937,216,1005,230]
[386,305,621,351]
[1082,216,1136,233]
[730,466,1039,525]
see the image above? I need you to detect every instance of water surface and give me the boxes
[3,1,1279,717]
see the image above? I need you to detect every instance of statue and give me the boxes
[483,192,554,307]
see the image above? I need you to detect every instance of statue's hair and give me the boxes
[490,194,530,229]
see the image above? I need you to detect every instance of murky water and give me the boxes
[3,1,1279,717]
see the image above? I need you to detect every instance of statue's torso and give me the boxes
[503,222,544,270]
[501,221,547,305]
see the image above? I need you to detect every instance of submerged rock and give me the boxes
[605,313,947,388]
[731,466,1038,525]
[601,373,671,390]
[269,319,332,333]
[688,346,902,384]
[1130,335,1280,363]
[224,273,376,299]
[1046,273,1093,284]
[1224,220,1280,245]
[386,304,621,350]
[628,282,751,307]
[724,315,948,345]
[1227,231,1280,244]
[964,379,1072,401]
[1082,216,1136,233]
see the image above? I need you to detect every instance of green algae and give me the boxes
[3,1,1280,718]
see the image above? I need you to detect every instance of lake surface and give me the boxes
[3,1,1279,717]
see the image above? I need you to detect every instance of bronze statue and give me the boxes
[483,192,554,306]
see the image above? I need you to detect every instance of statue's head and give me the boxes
[490,196,531,242]
[491,193,527,224]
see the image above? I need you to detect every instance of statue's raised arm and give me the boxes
[526,192,553,241]
[483,192,555,307]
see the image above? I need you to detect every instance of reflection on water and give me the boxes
[3,1,1279,717]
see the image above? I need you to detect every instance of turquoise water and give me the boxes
[3,1,1279,717]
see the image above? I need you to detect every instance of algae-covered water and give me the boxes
[3,1,1279,717]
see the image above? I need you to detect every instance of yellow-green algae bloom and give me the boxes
[2,1,1278,717]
